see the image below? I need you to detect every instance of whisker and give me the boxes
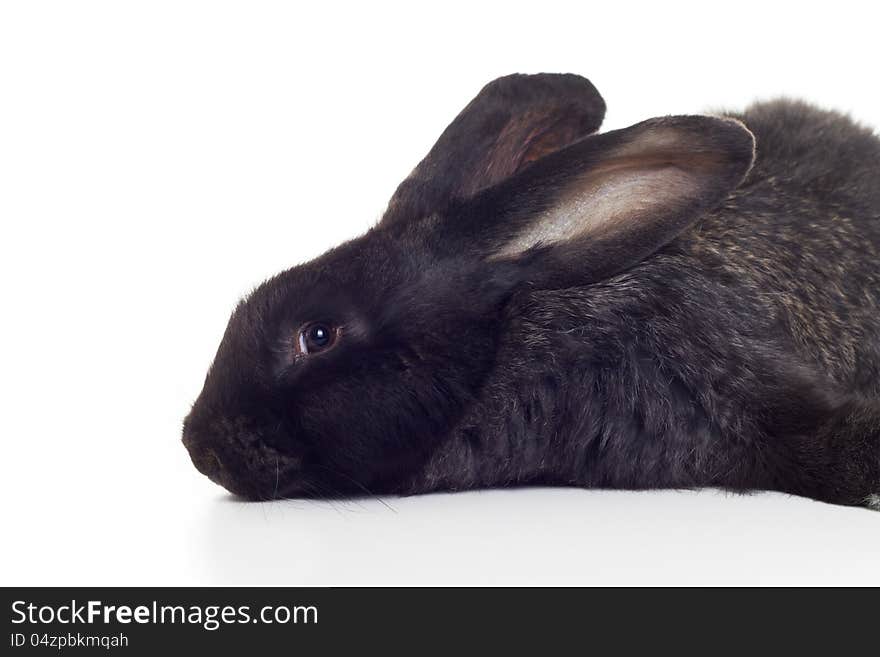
[300,480,346,516]
[313,464,397,514]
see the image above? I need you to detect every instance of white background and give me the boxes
[2,1,879,586]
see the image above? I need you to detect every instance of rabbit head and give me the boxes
[182,73,754,500]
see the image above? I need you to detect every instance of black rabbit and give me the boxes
[183,73,880,509]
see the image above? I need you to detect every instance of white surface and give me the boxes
[2,1,879,586]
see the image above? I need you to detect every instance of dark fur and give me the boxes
[183,74,880,508]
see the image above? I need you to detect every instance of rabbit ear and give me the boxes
[460,115,755,287]
[381,73,606,227]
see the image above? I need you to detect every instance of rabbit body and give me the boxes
[414,101,880,506]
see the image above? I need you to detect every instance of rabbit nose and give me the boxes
[182,429,224,480]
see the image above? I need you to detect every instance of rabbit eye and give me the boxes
[297,323,338,356]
